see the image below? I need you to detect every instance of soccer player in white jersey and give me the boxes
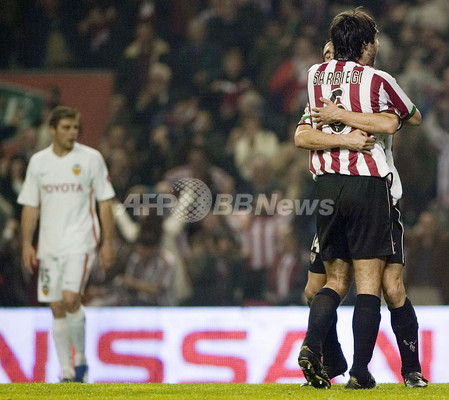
[300,42,427,388]
[18,106,116,382]
[295,8,422,389]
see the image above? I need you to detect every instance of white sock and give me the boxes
[53,318,74,379]
[66,305,87,366]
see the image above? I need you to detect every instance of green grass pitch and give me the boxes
[1,383,449,400]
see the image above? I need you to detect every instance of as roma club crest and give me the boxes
[73,164,81,175]
[42,286,49,296]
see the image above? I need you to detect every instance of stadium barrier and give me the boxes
[0,306,447,383]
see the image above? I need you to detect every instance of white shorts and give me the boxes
[37,252,96,303]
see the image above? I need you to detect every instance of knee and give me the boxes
[304,283,317,304]
[62,292,81,313]
[325,277,352,300]
[50,302,66,318]
[304,273,327,304]
[383,280,406,308]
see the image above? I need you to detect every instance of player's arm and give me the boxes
[295,124,375,154]
[98,199,116,270]
[21,205,39,273]
[404,106,422,126]
[312,97,399,135]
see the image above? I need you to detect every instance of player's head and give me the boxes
[322,40,334,62]
[48,106,80,153]
[48,106,79,129]
[330,7,378,63]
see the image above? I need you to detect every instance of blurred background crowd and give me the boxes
[1,0,449,307]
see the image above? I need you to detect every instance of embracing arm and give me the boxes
[99,199,116,270]
[312,97,400,135]
[294,124,375,154]
[404,107,422,126]
[21,205,39,273]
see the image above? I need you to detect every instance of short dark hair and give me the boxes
[330,7,377,62]
[47,106,79,128]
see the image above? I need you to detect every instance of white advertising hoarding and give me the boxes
[0,306,447,383]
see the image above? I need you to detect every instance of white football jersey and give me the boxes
[18,143,115,257]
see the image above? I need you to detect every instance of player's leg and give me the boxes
[321,259,352,379]
[50,301,74,382]
[299,258,351,388]
[347,258,385,389]
[38,256,75,381]
[305,269,347,379]
[341,176,392,389]
[61,252,95,382]
[383,264,427,383]
[383,204,427,387]
[299,174,349,388]
[304,271,326,305]
[305,245,350,379]
[63,289,87,381]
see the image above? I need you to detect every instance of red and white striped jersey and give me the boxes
[298,59,417,177]
[240,215,290,271]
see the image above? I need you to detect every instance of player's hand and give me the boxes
[22,242,38,273]
[100,241,116,271]
[312,97,342,127]
[343,130,376,155]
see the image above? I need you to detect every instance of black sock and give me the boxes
[322,311,344,366]
[303,288,340,356]
[351,294,381,377]
[389,297,421,375]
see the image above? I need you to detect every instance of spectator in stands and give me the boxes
[207,47,253,132]
[405,209,449,305]
[137,125,175,186]
[189,110,230,171]
[267,230,304,305]
[36,85,62,150]
[0,155,26,219]
[116,228,177,306]
[268,36,320,117]
[184,229,217,306]
[213,229,246,306]
[172,17,222,96]
[134,62,173,131]
[114,22,170,108]
[0,218,29,306]
[240,192,292,304]
[75,3,122,68]
[164,146,234,197]
[206,0,248,54]
[227,114,279,182]
[17,0,77,68]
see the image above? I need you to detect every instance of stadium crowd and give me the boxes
[1,0,449,307]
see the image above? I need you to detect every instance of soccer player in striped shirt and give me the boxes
[295,8,422,389]
[301,42,427,388]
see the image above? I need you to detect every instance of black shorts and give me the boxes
[309,233,324,274]
[386,204,405,264]
[316,174,394,261]
[310,203,404,274]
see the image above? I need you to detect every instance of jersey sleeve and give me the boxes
[92,153,115,202]
[379,72,417,121]
[17,158,40,207]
